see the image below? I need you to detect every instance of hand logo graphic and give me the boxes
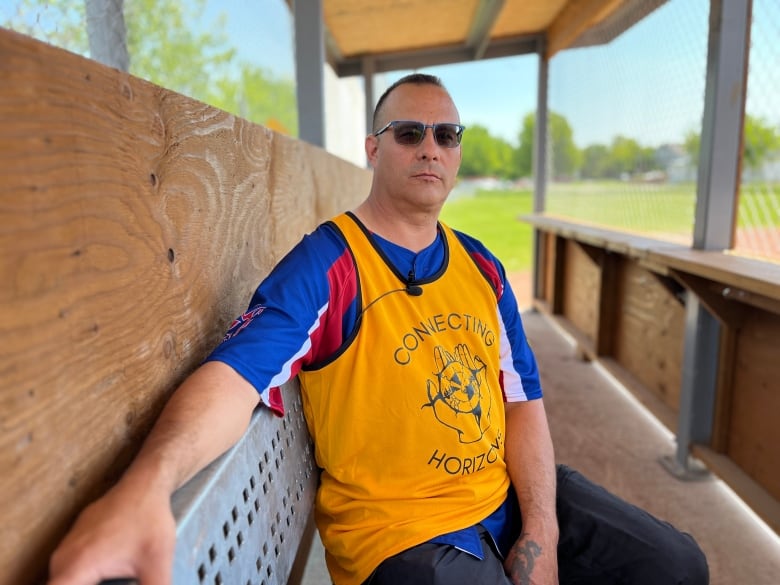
[423,344,492,443]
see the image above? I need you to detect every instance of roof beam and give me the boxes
[324,26,343,68]
[335,34,542,78]
[572,0,667,49]
[465,0,506,60]
[546,0,623,58]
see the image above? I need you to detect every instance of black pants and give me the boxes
[365,465,709,585]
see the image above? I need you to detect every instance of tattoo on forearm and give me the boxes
[506,534,542,585]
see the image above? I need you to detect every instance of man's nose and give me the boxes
[418,128,440,158]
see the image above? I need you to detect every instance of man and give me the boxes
[48,74,708,585]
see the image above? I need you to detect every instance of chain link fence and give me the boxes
[735,0,780,261]
[546,0,780,263]
[545,0,707,245]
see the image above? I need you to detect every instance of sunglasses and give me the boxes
[373,120,465,148]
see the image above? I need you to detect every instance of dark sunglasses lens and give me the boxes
[434,124,462,147]
[393,122,425,145]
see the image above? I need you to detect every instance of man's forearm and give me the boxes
[121,360,261,495]
[47,361,261,584]
[503,399,558,584]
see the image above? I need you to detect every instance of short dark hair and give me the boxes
[372,73,448,133]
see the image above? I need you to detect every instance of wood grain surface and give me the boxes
[528,213,780,533]
[728,310,780,501]
[561,239,600,343]
[0,29,371,585]
[611,260,685,411]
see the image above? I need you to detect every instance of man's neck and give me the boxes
[353,199,440,252]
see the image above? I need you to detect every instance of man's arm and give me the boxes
[503,399,559,585]
[47,360,260,585]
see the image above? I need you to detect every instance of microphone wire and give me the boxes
[356,284,423,324]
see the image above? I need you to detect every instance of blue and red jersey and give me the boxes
[206,219,542,414]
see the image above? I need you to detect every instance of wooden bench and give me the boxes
[523,212,780,535]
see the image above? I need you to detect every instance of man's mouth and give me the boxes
[413,171,441,180]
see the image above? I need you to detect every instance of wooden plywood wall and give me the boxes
[561,240,600,343]
[538,232,563,311]
[0,29,372,585]
[612,261,685,411]
[527,216,780,531]
[727,310,780,501]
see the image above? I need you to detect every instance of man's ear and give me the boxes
[365,134,379,168]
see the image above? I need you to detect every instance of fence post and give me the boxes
[85,0,129,71]
[532,36,549,301]
[663,0,752,479]
[293,0,326,147]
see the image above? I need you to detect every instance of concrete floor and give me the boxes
[301,308,780,584]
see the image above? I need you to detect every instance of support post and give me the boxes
[662,0,751,479]
[85,0,129,71]
[362,57,375,168]
[532,36,549,300]
[363,57,375,135]
[293,0,326,147]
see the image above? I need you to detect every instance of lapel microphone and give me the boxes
[406,268,423,296]
[356,282,424,324]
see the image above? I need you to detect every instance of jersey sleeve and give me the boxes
[450,228,542,402]
[205,223,358,415]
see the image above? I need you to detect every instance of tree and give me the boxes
[460,125,516,179]
[743,115,780,172]
[603,136,658,178]
[123,0,236,105]
[549,111,580,179]
[495,138,520,179]
[684,115,779,174]
[215,64,297,136]
[515,113,534,179]
[4,0,89,53]
[4,0,298,135]
[683,129,700,164]
[581,144,610,179]
[515,111,580,180]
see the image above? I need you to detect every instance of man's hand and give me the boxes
[47,363,258,585]
[47,479,176,585]
[504,532,558,585]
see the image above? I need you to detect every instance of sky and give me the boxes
[3,0,776,149]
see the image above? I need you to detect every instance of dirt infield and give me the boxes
[734,226,780,262]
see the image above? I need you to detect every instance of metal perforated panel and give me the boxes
[170,380,318,585]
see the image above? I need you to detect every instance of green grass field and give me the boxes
[440,181,780,272]
[546,182,696,233]
[440,189,535,272]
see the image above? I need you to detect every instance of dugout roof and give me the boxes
[314,0,664,76]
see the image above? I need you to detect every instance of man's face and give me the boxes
[366,84,462,212]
